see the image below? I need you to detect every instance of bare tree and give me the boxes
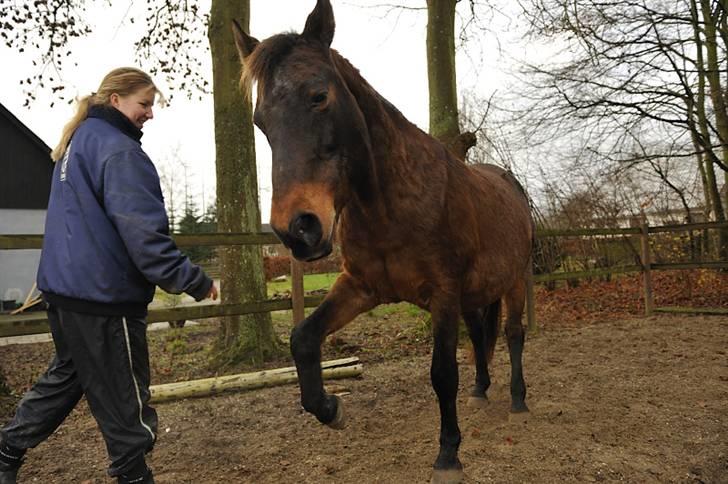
[516,0,728,254]
[157,144,195,232]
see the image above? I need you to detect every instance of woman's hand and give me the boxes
[207,284,219,301]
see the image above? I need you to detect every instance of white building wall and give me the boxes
[0,209,46,303]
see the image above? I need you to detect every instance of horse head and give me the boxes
[232,0,376,262]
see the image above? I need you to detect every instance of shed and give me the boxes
[0,102,53,308]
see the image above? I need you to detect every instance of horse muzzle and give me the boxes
[273,212,334,262]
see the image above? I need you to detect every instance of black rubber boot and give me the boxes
[0,441,24,484]
[0,468,18,484]
[117,464,154,484]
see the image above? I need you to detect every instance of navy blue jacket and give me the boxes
[37,105,212,317]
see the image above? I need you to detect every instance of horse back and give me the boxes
[471,164,529,202]
[449,162,532,240]
[446,163,533,307]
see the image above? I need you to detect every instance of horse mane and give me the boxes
[329,51,372,99]
[241,31,404,121]
[329,50,409,123]
[240,33,299,100]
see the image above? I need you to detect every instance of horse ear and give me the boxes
[231,19,259,60]
[302,0,335,47]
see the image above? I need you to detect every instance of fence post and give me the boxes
[290,255,305,325]
[526,255,537,332]
[640,214,654,316]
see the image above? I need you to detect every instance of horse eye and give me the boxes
[311,92,328,105]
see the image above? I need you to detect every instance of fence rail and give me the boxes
[0,296,325,338]
[1,220,726,338]
[5,221,727,250]
[0,232,280,250]
[536,220,728,238]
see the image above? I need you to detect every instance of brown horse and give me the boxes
[232,1,533,482]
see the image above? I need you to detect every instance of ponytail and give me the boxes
[51,94,94,162]
[50,67,163,162]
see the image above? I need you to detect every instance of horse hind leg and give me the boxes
[504,278,529,416]
[463,300,501,408]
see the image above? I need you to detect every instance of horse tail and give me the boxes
[484,299,502,364]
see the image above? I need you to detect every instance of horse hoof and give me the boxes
[326,395,347,430]
[431,468,464,484]
[467,396,489,409]
[508,409,529,424]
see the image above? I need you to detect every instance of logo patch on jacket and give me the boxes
[60,142,72,181]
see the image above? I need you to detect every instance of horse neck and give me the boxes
[332,53,448,219]
[334,56,420,163]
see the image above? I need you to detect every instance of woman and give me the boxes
[0,67,217,484]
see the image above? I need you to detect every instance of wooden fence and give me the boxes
[0,232,315,338]
[528,219,728,330]
[1,220,727,338]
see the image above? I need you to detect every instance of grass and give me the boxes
[154,291,187,307]
[151,272,432,339]
[267,272,340,297]
[266,274,428,322]
[152,272,341,307]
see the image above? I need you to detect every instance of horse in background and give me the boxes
[232,1,533,481]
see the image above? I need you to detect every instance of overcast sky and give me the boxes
[0,0,520,221]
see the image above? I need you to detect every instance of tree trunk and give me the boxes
[699,0,728,258]
[685,6,713,225]
[700,0,728,167]
[426,0,475,159]
[208,0,282,367]
[689,0,727,259]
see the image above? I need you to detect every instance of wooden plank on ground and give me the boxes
[150,357,362,403]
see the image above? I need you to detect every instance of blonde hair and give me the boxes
[51,67,166,161]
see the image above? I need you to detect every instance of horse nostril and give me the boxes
[289,213,323,248]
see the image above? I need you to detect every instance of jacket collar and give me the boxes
[88,105,143,143]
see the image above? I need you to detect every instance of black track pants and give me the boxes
[1,306,158,477]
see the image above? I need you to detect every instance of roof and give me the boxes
[0,101,54,210]
[0,102,51,154]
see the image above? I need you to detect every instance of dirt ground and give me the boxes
[1,311,726,483]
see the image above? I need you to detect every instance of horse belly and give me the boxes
[379,253,437,309]
[461,258,515,310]
[460,228,531,311]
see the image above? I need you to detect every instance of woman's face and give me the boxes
[110,86,156,129]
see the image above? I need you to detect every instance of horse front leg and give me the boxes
[430,301,464,484]
[290,272,376,428]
